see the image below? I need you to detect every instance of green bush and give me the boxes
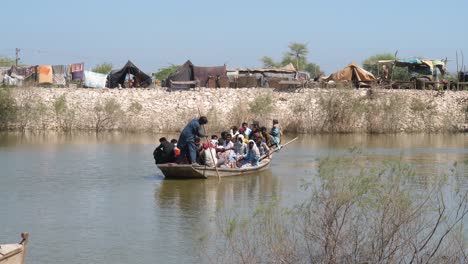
[0,88,17,129]
[53,94,75,132]
[93,98,122,133]
[249,94,274,116]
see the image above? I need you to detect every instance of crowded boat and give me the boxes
[153,117,282,169]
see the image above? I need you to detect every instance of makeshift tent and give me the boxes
[193,65,227,88]
[325,63,376,86]
[378,59,446,77]
[165,60,194,88]
[107,60,152,88]
[84,71,107,88]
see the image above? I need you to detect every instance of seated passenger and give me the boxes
[210,135,218,146]
[241,122,252,137]
[195,137,204,164]
[255,136,270,157]
[171,139,181,159]
[153,137,175,164]
[260,126,273,147]
[202,142,218,167]
[239,140,260,167]
[230,126,239,138]
[234,134,247,156]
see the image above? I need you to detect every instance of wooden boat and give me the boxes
[0,233,29,264]
[158,158,272,179]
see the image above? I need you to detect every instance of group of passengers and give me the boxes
[153,116,282,168]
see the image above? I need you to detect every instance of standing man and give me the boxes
[270,119,282,149]
[177,116,208,165]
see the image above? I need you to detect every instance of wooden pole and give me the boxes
[259,137,298,161]
[456,51,460,91]
[197,108,221,180]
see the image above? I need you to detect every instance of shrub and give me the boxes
[53,94,75,132]
[93,98,123,133]
[249,94,274,116]
[318,90,365,133]
[203,153,468,263]
[0,88,17,129]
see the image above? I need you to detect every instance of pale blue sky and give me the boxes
[2,0,467,74]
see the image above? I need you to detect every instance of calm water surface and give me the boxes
[0,133,466,264]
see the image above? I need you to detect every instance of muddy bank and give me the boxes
[7,87,468,133]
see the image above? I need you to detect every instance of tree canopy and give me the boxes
[261,42,323,78]
[0,56,15,67]
[91,63,113,74]
[153,65,179,81]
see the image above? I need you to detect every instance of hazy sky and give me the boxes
[2,0,467,74]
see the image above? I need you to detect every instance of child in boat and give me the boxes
[170,139,181,160]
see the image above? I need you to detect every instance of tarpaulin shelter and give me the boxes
[165,60,228,88]
[325,63,376,86]
[377,59,446,77]
[193,65,228,88]
[165,60,194,88]
[107,60,152,88]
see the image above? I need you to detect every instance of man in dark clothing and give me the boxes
[177,116,208,165]
[153,137,175,164]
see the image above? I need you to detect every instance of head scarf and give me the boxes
[248,140,260,157]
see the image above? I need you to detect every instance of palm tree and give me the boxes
[285,42,308,71]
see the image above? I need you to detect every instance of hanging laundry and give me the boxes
[84,70,107,88]
[70,62,84,80]
[38,65,53,84]
[52,65,66,85]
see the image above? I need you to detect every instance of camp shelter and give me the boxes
[235,63,297,88]
[107,60,152,88]
[165,60,194,88]
[237,63,296,74]
[193,65,228,88]
[325,63,376,86]
[377,59,446,77]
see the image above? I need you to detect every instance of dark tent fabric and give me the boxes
[193,65,227,88]
[107,60,152,88]
[166,60,194,88]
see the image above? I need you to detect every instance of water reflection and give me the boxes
[0,132,466,264]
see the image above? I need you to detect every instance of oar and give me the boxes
[197,108,221,180]
[260,137,298,161]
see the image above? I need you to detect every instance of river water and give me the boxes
[0,133,466,264]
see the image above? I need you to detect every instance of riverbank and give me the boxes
[2,87,468,133]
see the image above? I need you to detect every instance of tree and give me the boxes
[284,42,308,71]
[91,63,113,74]
[153,65,179,81]
[362,53,411,81]
[261,57,280,68]
[0,56,15,67]
[261,42,323,79]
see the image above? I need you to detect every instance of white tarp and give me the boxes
[84,70,107,88]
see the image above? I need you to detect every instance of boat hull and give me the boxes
[0,233,28,264]
[157,159,271,179]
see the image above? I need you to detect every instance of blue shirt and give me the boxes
[177,118,206,147]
